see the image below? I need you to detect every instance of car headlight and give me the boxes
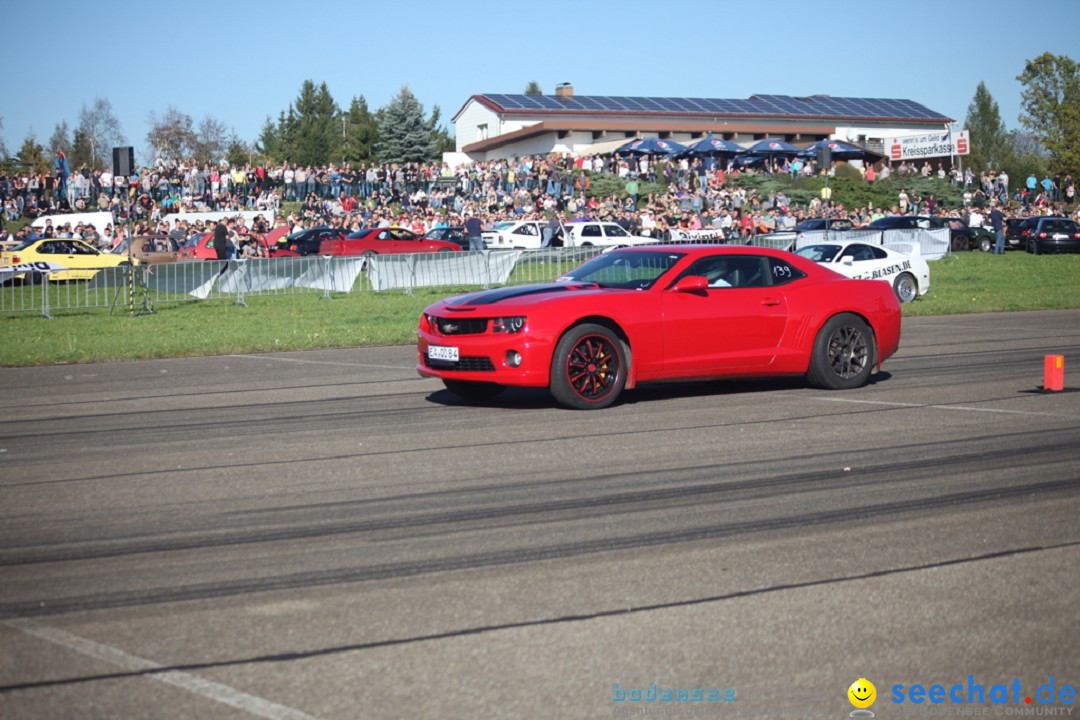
[492,316,526,334]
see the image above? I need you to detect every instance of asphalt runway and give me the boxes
[1,310,1078,719]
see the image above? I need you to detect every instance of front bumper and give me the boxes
[416,329,553,387]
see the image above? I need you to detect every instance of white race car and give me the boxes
[482,220,549,249]
[565,221,656,248]
[794,241,930,303]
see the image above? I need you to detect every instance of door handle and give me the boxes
[762,297,781,306]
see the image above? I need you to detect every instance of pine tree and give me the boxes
[376,86,435,163]
[340,96,379,164]
[290,80,339,167]
[963,82,1010,172]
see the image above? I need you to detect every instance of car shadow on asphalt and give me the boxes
[424,372,894,411]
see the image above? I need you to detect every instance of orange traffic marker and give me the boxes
[1044,354,1065,392]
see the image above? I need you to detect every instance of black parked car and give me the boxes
[794,217,856,233]
[276,227,349,256]
[1022,217,1080,254]
[926,217,994,252]
[1005,218,1029,250]
[424,226,469,250]
[868,215,993,252]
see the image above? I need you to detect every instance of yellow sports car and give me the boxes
[0,238,136,282]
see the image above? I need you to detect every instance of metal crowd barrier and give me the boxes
[0,249,609,316]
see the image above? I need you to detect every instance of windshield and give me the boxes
[795,244,842,262]
[558,250,684,290]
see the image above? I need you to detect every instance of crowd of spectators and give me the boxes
[2,149,1076,251]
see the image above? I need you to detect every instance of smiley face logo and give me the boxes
[848,678,876,709]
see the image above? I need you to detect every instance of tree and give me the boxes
[77,97,125,170]
[194,116,229,165]
[376,85,435,163]
[290,80,339,167]
[963,82,1010,172]
[225,133,251,168]
[15,134,49,176]
[524,81,543,95]
[0,117,9,161]
[1017,52,1080,177]
[426,104,454,159]
[48,121,73,160]
[256,115,282,162]
[339,95,379,165]
[71,128,96,171]
[146,106,197,164]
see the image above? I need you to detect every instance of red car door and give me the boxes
[660,254,788,374]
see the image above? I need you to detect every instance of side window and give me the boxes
[517,224,538,236]
[768,257,806,286]
[581,225,601,237]
[846,244,881,262]
[606,224,628,237]
[677,255,772,288]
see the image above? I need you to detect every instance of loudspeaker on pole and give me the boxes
[817,146,832,170]
[112,146,135,176]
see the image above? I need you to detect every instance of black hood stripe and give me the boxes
[449,283,592,307]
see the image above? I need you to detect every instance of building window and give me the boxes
[478,123,488,140]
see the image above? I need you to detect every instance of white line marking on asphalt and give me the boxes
[2,617,321,720]
[226,354,411,371]
[816,397,1076,418]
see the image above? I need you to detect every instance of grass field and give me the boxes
[1,251,1078,367]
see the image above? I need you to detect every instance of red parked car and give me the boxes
[319,227,462,258]
[176,226,291,260]
[417,245,902,409]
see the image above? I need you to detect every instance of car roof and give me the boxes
[611,244,796,259]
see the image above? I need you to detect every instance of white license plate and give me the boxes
[428,345,459,362]
[1053,234,1067,240]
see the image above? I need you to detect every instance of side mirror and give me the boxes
[841,255,855,266]
[670,275,709,293]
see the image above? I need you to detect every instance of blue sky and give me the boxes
[4,0,1077,163]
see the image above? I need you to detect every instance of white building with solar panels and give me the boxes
[451,83,954,161]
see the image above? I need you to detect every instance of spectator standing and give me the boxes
[988,203,1006,255]
[463,211,484,252]
[213,218,232,261]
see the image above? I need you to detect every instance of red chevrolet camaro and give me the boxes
[417,245,902,409]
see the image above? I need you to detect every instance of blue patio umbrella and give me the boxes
[799,139,878,161]
[615,136,689,157]
[681,134,746,157]
[745,138,802,156]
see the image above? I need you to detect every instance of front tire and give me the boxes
[979,237,992,253]
[549,324,626,409]
[442,380,504,402]
[806,313,876,390]
[893,272,918,304]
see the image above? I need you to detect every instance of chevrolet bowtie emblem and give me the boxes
[441,323,458,333]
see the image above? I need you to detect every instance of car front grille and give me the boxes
[424,355,496,372]
[432,317,488,335]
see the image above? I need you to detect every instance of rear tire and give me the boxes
[893,272,918,304]
[549,324,626,410]
[442,380,504,402]
[806,313,876,390]
[979,237,992,253]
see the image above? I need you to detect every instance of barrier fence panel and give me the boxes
[792,228,951,260]
[0,248,609,314]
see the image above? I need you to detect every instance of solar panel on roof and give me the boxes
[476,93,949,121]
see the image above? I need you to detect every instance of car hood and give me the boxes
[441,282,610,310]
